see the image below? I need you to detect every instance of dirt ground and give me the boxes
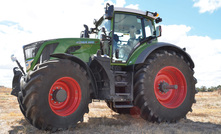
[0,87,221,134]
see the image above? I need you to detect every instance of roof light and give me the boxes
[153,12,159,17]
[156,13,159,17]
[146,11,159,18]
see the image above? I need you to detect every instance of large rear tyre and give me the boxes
[18,59,91,131]
[134,50,196,122]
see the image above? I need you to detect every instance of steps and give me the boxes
[112,71,133,108]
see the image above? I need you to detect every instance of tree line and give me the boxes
[196,85,221,92]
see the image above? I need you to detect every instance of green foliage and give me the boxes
[196,85,221,92]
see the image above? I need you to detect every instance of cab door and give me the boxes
[112,13,144,63]
[112,13,155,63]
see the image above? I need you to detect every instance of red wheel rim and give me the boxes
[48,77,81,116]
[154,66,187,109]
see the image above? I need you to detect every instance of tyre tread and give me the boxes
[134,50,196,123]
[17,59,92,131]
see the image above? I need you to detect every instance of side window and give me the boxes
[144,18,154,37]
[96,19,111,39]
[113,13,143,62]
[96,19,112,55]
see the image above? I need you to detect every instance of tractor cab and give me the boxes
[93,3,162,63]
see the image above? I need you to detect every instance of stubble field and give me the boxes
[0,87,220,134]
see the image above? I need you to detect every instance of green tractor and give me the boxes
[11,3,197,131]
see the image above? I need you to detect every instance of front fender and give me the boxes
[135,42,195,69]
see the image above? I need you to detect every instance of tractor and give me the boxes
[11,3,197,131]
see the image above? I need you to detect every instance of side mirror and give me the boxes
[80,24,90,38]
[155,17,162,24]
[83,24,90,38]
[156,25,162,37]
[104,3,114,20]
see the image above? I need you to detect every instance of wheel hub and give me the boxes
[52,88,67,102]
[154,66,187,109]
[158,81,178,93]
[48,77,82,116]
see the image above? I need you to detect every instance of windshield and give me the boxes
[96,13,155,62]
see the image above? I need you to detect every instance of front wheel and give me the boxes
[134,50,196,122]
[18,59,91,131]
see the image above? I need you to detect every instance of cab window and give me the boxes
[144,18,154,38]
[96,19,111,39]
[113,13,143,62]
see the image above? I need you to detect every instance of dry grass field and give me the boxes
[0,87,221,134]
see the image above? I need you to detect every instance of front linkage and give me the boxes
[11,55,25,97]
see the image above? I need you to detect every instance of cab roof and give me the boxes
[114,7,158,19]
[95,5,159,28]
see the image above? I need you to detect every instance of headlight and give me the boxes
[23,41,44,60]
[26,59,34,71]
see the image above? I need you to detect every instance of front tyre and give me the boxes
[134,50,196,122]
[18,59,91,131]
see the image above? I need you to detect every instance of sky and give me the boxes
[0,0,221,88]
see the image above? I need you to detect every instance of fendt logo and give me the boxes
[76,41,95,44]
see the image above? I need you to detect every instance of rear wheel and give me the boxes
[18,59,91,131]
[134,50,196,122]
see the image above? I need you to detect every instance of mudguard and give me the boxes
[135,42,195,69]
